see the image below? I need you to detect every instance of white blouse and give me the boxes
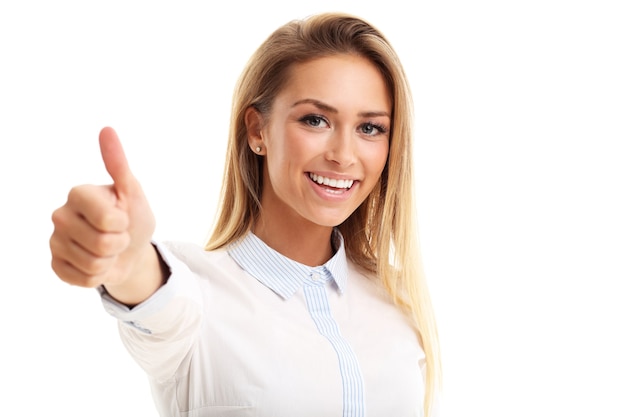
[100,232,426,417]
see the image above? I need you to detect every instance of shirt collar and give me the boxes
[227,229,348,300]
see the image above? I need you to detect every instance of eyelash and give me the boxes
[299,114,328,128]
[360,122,388,136]
[298,115,389,136]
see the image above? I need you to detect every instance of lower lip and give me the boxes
[307,175,357,202]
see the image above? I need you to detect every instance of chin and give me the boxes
[311,214,352,228]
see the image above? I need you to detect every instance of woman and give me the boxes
[50,12,441,417]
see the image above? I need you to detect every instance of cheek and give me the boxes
[265,127,315,180]
[365,143,390,177]
[281,130,321,162]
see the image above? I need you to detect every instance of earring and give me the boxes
[255,146,262,153]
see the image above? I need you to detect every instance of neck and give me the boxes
[253,216,334,267]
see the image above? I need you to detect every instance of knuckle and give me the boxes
[49,233,58,251]
[51,258,78,283]
[99,210,126,232]
[82,276,104,289]
[90,205,128,233]
[50,258,65,278]
[67,185,87,205]
[49,235,63,258]
[51,207,68,227]
[51,258,104,288]
[83,256,110,276]
[91,235,108,255]
[49,236,72,264]
[91,234,117,256]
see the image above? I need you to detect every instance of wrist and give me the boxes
[104,243,167,307]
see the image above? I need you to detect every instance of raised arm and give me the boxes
[50,127,167,306]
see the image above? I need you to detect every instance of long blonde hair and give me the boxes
[205,12,441,415]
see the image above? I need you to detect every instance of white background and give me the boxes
[1,0,624,416]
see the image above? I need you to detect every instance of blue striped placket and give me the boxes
[305,269,365,417]
[228,230,366,417]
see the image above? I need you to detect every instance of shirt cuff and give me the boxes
[99,240,201,334]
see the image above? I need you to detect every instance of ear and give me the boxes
[244,106,265,154]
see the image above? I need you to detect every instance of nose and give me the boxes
[325,128,357,167]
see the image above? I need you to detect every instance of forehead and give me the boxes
[276,54,392,112]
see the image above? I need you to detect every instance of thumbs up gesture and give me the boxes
[50,127,165,305]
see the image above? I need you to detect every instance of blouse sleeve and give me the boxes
[99,241,204,383]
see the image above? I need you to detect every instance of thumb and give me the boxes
[99,126,135,196]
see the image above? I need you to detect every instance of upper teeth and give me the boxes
[309,173,354,189]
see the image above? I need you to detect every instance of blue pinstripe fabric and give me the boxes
[228,230,365,417]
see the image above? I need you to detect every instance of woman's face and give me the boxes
[255,54,391,230]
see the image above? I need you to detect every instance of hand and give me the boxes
[50,127,157,290]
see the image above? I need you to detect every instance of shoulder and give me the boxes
[346,260,391,301]
[160,240,234,277]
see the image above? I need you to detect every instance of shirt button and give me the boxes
[311,272,321,282]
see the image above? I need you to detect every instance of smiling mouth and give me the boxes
[308,173,355,190]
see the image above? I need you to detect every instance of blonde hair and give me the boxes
[205,12,441,415]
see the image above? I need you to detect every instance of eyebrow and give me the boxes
[292,98,390,118]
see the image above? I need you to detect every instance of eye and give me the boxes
[359,122,388,136]
[299,115,329,128]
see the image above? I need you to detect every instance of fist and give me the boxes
[50,127,156,288]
